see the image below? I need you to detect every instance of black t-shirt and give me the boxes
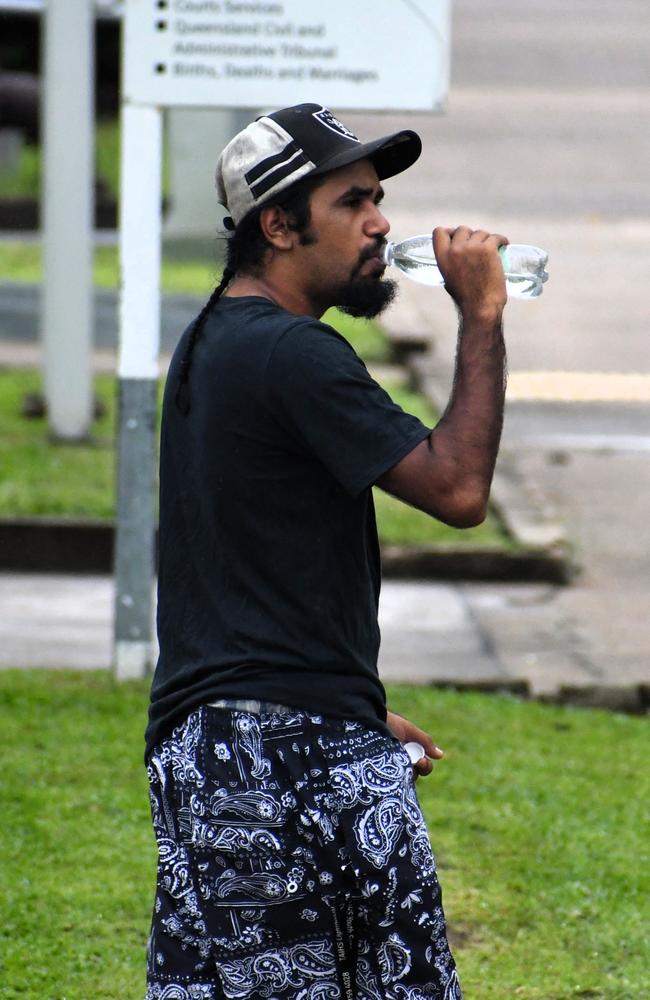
[146,296,430,758]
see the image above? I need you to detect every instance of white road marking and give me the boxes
[507,371,650,403]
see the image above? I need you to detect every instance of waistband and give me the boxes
[208,697,296,715]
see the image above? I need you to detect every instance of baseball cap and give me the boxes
[216,102,422,228]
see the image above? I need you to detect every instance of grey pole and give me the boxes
[113,103,163,681]
[42,0,94,440]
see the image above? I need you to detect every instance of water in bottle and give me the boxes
[383,234,549,300]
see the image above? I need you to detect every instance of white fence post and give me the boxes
[42,0,94,440]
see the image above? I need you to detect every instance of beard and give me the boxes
[336,274,398,319]
[334,240,398,318]
[297,227,398,318]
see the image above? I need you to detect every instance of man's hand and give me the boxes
[386,710,444,779]
[433,225,509,322]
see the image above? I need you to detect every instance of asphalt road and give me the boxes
[368,0,650,688]
[346,0,650,386]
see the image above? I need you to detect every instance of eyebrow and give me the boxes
[337,184,385,204]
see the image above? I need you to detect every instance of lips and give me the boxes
[359,254,386,276]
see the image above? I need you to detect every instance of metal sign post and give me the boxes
[115,0,451,679]
[113,103,162,679]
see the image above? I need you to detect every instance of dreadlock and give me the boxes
[174,172,326,415]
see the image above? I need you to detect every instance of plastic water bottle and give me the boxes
[383,234,549,300]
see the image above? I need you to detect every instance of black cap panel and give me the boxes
[267,104,421,182]
[310,130,422,182]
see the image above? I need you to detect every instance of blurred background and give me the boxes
[0,3,648,996]
[1,0,647,689]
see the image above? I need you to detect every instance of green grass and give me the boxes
[388,685,650,1000]
[0,670,647,999]
[0,135,41,199]
[0,119,153,201]
[0,368,510,547]
[93,118,122,199]
[0,241,222,298]
[0,369,116,518]
[0,671,154,1000]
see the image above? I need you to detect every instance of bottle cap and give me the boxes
[403,741,427,765]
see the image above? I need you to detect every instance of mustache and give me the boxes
[358,239,388,266]
[350,239,389,281]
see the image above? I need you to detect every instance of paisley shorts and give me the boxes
[145,703,462,1000]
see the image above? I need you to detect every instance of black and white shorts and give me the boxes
[145,702,462,1000]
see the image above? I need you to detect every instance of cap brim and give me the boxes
[310,129,422,182]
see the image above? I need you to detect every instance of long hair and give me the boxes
[174,173,325,415]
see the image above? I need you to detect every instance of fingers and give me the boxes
[432,226,452,265]
[433,225,509,247]
[421,735,444,759]
[413,751,440,781]
[385,710,445,781]
[467,230,509,253]
[410,734,444,781]
[432,224,509,316]
[407,727,444,760]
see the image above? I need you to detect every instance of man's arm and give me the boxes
[377,226,508,528]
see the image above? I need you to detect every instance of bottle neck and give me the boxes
[383,242,395,267]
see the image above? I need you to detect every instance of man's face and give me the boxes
[293,159,397,318]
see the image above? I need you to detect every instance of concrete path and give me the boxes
[0,573,628,705]
[0,574,488,681]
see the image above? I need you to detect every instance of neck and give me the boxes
[225,269,325,318]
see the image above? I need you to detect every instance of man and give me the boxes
[145,103,507,1000]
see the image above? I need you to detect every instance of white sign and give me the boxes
[123,0,450,111]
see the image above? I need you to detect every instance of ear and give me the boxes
[259,205,295,250]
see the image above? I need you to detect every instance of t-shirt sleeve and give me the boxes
[266,319,432,497]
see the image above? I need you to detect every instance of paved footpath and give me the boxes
[0,574,491,684]
[1,571,645,709]
[0,572,564,694]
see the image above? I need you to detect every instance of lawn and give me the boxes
[0,367,510,548]
[0,119,131,201]
[0,241,230,301]
[0,670,647,999]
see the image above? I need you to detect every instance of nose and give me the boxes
[365,203,390,239]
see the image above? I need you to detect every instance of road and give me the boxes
[353,0,650,690]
